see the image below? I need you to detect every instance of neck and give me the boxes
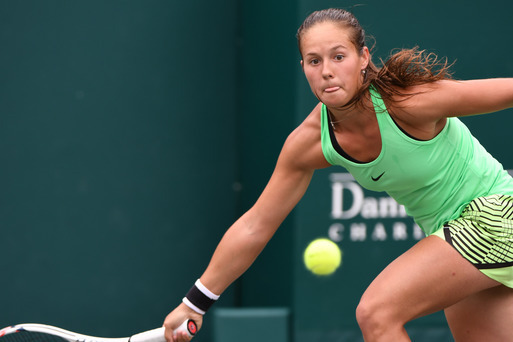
[327,98,374,131]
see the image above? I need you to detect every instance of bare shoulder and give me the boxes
[390,81,452,121]
[279,103,331,171]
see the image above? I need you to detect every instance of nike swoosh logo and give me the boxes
[371,172,385,181]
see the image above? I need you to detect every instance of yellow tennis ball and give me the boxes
[303,238,342,276]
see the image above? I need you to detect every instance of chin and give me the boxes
[321,98,350,109]
[326,95,359,109]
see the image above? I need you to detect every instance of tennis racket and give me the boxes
[0,320,197,342]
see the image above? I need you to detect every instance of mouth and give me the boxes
[324,86,341,93]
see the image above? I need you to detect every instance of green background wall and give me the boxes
[0,1,240,341]
[0,1,512,341]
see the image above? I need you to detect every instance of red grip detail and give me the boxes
[187,320,197,335]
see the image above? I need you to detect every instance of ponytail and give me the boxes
[369,47,454,104]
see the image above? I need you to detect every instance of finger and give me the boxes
[163,327,175,342]
[173,330,191,342]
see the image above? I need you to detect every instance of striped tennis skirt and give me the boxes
[433,194,513,287]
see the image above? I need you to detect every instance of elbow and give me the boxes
[239,212,280,246]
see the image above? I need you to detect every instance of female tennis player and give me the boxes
[164,8,513,341]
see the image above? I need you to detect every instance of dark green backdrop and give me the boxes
[1,1,511,341]
[0,1,240,340]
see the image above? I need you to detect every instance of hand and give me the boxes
[163,303,203,342]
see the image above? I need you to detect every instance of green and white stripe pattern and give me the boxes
[444,195,513,269]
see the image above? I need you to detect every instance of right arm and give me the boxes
[199,141,315,295]
[163,106,328,341]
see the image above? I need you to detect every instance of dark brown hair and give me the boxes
[297,8,453,108]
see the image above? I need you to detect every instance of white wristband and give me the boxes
[182,297,206,315]
[195,279,220,300]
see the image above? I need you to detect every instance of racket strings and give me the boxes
[1,331,68,342]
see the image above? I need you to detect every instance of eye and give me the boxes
[334,54,345,61]
[309,58,320,65]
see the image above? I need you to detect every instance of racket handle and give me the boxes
[175,320,197,337]
[130,328,166,342]
[130,320,196,342]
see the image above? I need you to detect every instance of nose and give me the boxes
[322,63,334,79]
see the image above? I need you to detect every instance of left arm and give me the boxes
[437,78,513,117]
[403,78,513,119]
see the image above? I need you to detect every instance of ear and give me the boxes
[360,46,370,70]
[300,59,304,71]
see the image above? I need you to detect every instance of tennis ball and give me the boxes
[303,238,342,276]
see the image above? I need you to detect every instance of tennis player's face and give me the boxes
[300,22,369,108]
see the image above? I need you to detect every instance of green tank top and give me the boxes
[321,86,513,235]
